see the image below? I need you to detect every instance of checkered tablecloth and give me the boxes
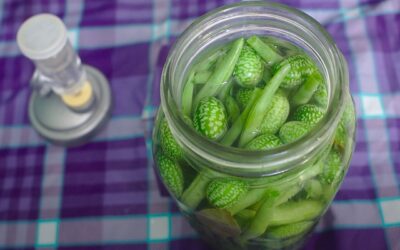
[0,0,399,249]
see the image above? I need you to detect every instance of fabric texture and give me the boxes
[0,0,399,249]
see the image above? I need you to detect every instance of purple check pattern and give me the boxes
[0,0,399,249]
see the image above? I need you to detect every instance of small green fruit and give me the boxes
[279,121,310,144]
[193,97,228,140]
[273,54,316,89]
[206,178,249,209]
[321,149,343,185]
[235,87,254,110]
[313,83,328,108]
[260,90,290,134]
[245,134,282,150]
[156,152,184,197]
[159,119,183,159]
[293,104,325,126]
[234,45,264,88]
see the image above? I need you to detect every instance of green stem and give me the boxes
[246,36,283,65]
[194,38,244,108]
[182,71,195,117]
[239,64,291,146]
[194,70,212,84]
[220,88,262,146]
[291,72,322,107]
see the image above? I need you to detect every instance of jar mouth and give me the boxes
[161,1,348,177]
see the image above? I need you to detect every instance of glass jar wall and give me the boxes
[152,2,356,249]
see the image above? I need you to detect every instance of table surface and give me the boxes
[0,0,399,249]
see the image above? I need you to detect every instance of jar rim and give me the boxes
[160,1,349,177]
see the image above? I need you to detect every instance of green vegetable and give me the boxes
[239,63,291,146]
[334,122,347,150]
[342,100,356,128]
[183,115,193,127]
[242,184,303,239]
[245,134,282,150]
[181,172,210,210]
[269,200,323,226]
[321,149,343,185]
[313,83,328,108]
[292,104,325,126]
[159,119,183,159]
[235,87,254,110]
[267,221,314,239]
[241,160,324,239]
[225,96,240,123]
[258,66,272,88]
[206,178,249,208]
[156,152,184,198]
[235,209,257,221]
[334,101,355,150]
[261,36,302,57]
[291,71,323,106]
[193,96,228,140]
[194,38,244,107]
[182,71,195,116]
[221,88,262,146]
[273,54,317,89]
[279,121,310,144]
[181,168,226,210]
[194,70,212,84]
[194,47,227,72]
[305,179,323,199]
[259,90,290,135]
[227,188,268,215]
[233,45,264,87]
[246,35,283,65]
[195,209,241,238]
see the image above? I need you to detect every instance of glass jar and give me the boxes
[152,1,356,250]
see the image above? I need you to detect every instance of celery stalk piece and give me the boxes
[193,38,244,108]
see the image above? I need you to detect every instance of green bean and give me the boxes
[220,88,262,146]
[194,38,244,108]
[239,64,291,146]
[246,35,283,65]
[291,72,323,106]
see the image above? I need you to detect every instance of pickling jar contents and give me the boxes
[153,33,355,250]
